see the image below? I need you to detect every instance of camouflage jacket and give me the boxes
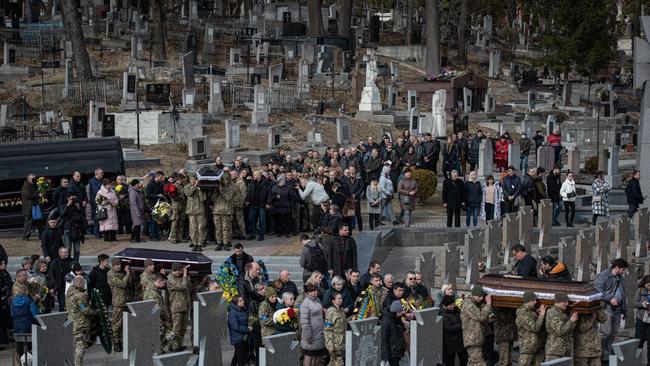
[167,274,191,313]
[325,306,347,351]
[516,305,546,354]
[65,286,96,334]
[248,300,261,328]
[573,310,607,358]
[211,182,235,215]
[171,182,187,207]
[545,306,576,357]
[139,270,155,296]
[233,179,247,208]
[460,298,492,347]
[143,286,172,325]
[258,300,276,337]
[494,307,517,343]
[184,184,207,215]
[107,269,132,307]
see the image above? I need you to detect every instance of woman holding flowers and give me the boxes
[324,292,348,366]
[97,178,118,241]
[274,292,299,333]
[258,287,278,337]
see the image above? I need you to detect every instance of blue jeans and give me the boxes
[466,206,479,226]
[520,155,528,173]
[552,201,563,224]
[248,206,266,239]
[63,231,81,263]
[382,198,395,222]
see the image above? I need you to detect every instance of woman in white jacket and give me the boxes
[560,172,577,227]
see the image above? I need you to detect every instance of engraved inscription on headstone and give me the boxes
[345,318,382,366]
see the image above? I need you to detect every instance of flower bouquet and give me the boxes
[115,184,129,209]
[152,201,172,224]
[216,258,239,302]
[36,176,52,204]
[96,194,107,206]
[273,307,298,326]
[353,286,379,320]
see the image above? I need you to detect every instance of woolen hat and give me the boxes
[265,287,277,298]
[171,262,183,272]
[522,291,537,303]
[471,285,485,297]
[554,293,570,302]
[389,300,403,313]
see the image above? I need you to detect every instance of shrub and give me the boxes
[584,156,598,175]
[411,169,437,201]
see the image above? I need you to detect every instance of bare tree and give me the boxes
[59,0,92,79]
[308,0,324,35]
[425,0,440,76]
[457,0,468,64]
[152,0,166,61]
[337,0,352,39]
[406,0,413,45]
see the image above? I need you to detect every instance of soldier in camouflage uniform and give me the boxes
[460,285,493,366]
[107,258,131,352]
[143,273,173,352]
[516,291,547,366]
[167,262,191,351]
[258,287,279,337]
[169,174,187,244]
[184,174,207,252]
[573,310,608,366]
[494,307,517,366]
[545,293,578,361]
[66,275,97,366]
[211,174,235,251]
[325,292,348,366]
[139,258,156,297]
[231,170,247,239]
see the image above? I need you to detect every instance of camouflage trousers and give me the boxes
[73,332,93,366]
[518,352,544,366]
[112,305,127,344]
[188,214,206,247]
[159,318,173,352]
[171,311,188,350]
[574,357,600,366]
[545,354,567,362]
[327,349,344,366]
[497,341,513,366]
[169,206,186,241]
[467,346,486,366]
[213,214,233,244]
[233,208,246,236]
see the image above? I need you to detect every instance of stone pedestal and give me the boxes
[358,86,382,112]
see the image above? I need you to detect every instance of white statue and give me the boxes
[365,49,378,87]
[432,90,447,137]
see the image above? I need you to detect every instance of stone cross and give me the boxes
[488,49,501,78]
[345,318,382,365]
[225,120,241,149]
[538,199,552,247]
[575,230,594,282]
[478,139,494,178]
[518,206,534,245]
[123,300,161,365]
[559,236,576,277]
[193,291,227,366]
[259,332,299,366]
[541,358,573,366]
[594,221,611,273]
[484,220,502,273]
[634,207,649,257]
[437,242,460,288]
[465,228,483,285]
[609,339,642,365]
[208,75,224,114]
[32,312,73,366]
[613,215,630,261]
[634,16,650,197]
[415,251,435,294]
[409,308,443,365]
[624,273,638,329]
[153,351,195,366]
[502,213,519,269]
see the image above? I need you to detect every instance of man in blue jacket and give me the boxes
[87,168,104,238]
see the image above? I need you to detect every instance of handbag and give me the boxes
[567,191,577,199]
[31,205,43,220]
[95,206,108,221]
[592,195,602,203]
[402,195,411,205]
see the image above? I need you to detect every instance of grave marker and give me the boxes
[208,75,224,114]
[63,59,74,98]
[537,146,555,172]
[518,206,534,245]
[415,251,435,294]
[538,199,552,247]
[193,291,226,366]
[502,213,519,266]
[575,230,594,282]
[613,215,630,261]
[527,90,536,111]
[508,143,521,170]
[606,146,621,187]
[259,332,299,366]
[345,318,382,365]
[268,126,282,148]
[437,242,460,288]
[595,221,611,273]
[225,120,241,149]
[478,139,493,178]
[32,312,74,366]
[409,308,443,366]
[336,118,351,145]
[153,351,194,366]
[408,90,417,110]
[634,207,649,257]
[358,49,382,112]
[409,108,420,134]
[250,85,269,133]
[609,339,642,366]
[465,228,484,284]
[488,49,500,78]
[463,87,472,112]
[123,300,160,366]
[485,220,502,273]
[432,90,447,137]
[559,237,576,277]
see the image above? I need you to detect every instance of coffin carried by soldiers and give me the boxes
[196,165,223,188]
[113,248,212,277]
[477,274,602,313]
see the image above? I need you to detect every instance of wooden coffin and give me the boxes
[477,274,602,313]
[196,166,223,188]
[113,248,213,277]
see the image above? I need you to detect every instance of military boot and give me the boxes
[115,343,123,353]
[215,243,223,251]
[224,242,232,251]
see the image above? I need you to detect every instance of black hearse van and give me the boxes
[0,137,125,229]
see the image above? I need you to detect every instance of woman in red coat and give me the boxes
[494,135,509,171]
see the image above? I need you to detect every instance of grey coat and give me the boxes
[398,177,418,210]
[128,185,148,226]
[634,287,650,322]
[300,294,325,351]
[366,185,382,214]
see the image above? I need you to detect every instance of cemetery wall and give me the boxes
[115,111,202,145]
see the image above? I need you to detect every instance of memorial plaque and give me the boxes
[103,114,115,137]
[345,318,381,365]
[409,307,443,365]
[145,83,172,104]
[72,115,88,138]
[127,74,137,93]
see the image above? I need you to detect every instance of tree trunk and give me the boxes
[337,0,352,40]
[152,0,166,61]
[406,0,413,45]
[59,0,93,79]
[308,0,324,36]
[457,0,468,65]
[425,0,440,76]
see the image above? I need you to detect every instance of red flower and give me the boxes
[287,307,296,318]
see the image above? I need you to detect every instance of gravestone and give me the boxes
[391,61,399,81]
[485,220,502,273]
[537,146,555,172]
[527,90,536,111]
[409,108,420,134]
[484,94,496,113]
[488,49,501,78]
[575,230,594,282]
[634,16,650,197]
[463,87,472,112]
[562,82,572,106]
[89,101,107,137]
[538,199,552,247]
[225,120,241,149]
[208,75,224,114]
[268,63,283,89]
[249,85,269,133]
[465,228,484,284]
[518,206,534,245]
[122,70,138,104]
[193,291,226,366]
[229,48,241,65]
[408,90,417,110]
[0,104,6,127]
[153,351,194,366]
[502,213,519,264]
[4,42,14,65]
[336,117,351,145]
[268,126,282,148]
[409,308,443,366]
[624,274,638,330]
[432,90,447,137]
[345,318,382,365]
[33,312,74,365]
[478,139,494,178]
[613,215,630,261]
[606,146,621,187]
[62,59,73,98]
[123,300,160,365]
[508,143,521,172]
[609,339,642,366]
[541,358,573,366]
[567,146,580,174]
[298,58,311,93]
[595,221,611,273]
[559,237,576,276]
[546,115,556,137]
[414,251,435,294]
[358,49,382,112]
[635,207,649,257]
[182,52,196,108]
[437,242,460,288]
[259,332,299,366]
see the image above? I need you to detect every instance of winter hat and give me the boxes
[522,291,538,303]
[111,258,122,266]
[441,295,455,307]
[389,300,404,313]
[381,166,391,175]
[171,262,183,272]
[554,293,569,303]
[471,285,485,297]
[265,287,277,299]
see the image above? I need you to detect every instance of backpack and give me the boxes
[306,241,328,272]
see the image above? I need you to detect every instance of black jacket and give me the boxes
[145,180,165,207]
[229,252,255,279]
[626,178,644,206]
[47,257,72,293]
[364,156,384,183]
[343,176,364,200]
[278,280,299,299]
[68,180,87,205]
[0,244,6,265]
[40,227,64,259]
[246,179,271,207]
[21,179,39,215]
[520,174,534,202]
[88,265,112,306]
[60,203,87,241]
[422,139,441,161]
[404,284,429,299]
[512,255,538,278]
[442,307,465,354]
[547,172,562,203]
[464,181,483,208]
[443,178,465,209]
[381,296,407,361]
[336,236,357,277]
[331,191,348,211]
[271,184,297,214]
[237,274,265,306]
[469,135,485,164]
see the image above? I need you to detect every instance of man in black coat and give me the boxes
[364,148,384,185]
[442,170,465,228]
[468,130,485,172]
[246,171,271,241]
[441,295,467,366]
[335,224,357,277]
[381,283,407,365]
[421,133,441,174]
[88,254,112,307]
[502,166,522,214]
[626,170,645,218]
[68,171,87,207]
[510,244,537,278]
[403,271,429,299]
[343,166,364,231]
[51,177,70,216]
[229,243,254,279]
[546,165,562,226]
[277,269,299,299]
[21,174,42,240]
[47,246,72,310]
[236,262,265,306]
[40,218,64,263]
